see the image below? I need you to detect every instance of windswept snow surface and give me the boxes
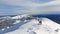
[0,14,60,34]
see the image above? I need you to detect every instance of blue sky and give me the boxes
[0,0,60,15]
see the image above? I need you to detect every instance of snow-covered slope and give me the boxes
[12,14,30,20]
[0,14,60,34]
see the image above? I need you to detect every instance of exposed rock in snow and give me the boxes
[12,14,31,20]
[6,19,60,34]
[0,14,60,34]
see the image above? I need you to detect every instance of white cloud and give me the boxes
[30,0,60,14]
[0,0,55,7]
[0,0,60,14]
[0,0,41,7]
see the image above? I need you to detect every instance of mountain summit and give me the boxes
[0,14,60,34]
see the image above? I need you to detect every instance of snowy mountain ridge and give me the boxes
[0,14,60,34]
